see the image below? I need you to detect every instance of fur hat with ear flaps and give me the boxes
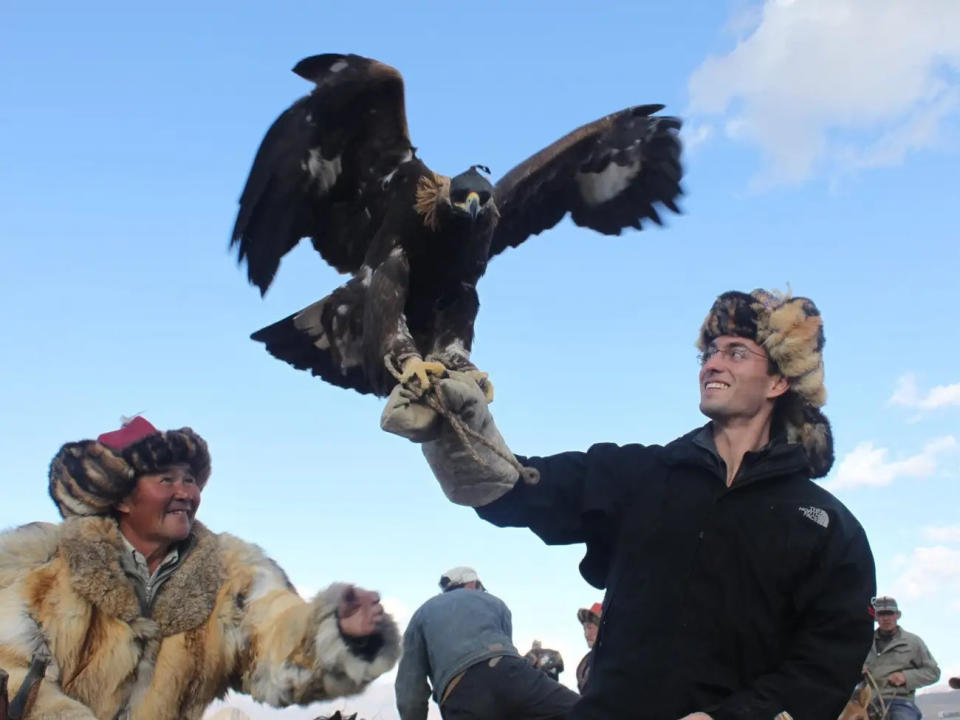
[697,289,834,478]
[48,416,211,518]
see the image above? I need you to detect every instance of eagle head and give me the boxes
[449,165,495,221]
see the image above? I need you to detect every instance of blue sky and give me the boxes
[2,1,959,717]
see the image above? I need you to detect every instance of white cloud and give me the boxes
[890,372,960,411]
[922,525,960,543]
[687,0,960,185]
[682,122,714,152]
[890,545,960,600]
[825,435,956,491]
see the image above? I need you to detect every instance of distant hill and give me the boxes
[916,691,960,718]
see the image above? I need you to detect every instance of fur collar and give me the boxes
[60,516,223,635]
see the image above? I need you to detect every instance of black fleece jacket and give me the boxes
[478,424,876,720]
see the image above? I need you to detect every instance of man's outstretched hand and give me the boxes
[337,586,384,637]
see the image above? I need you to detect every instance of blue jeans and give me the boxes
[880,699,922,720]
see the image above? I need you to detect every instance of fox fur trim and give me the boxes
[48,427,211,518]
[59,516,223,634]
[0,518,400,720]
[697,289,833,478]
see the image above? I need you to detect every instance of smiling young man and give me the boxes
[0,417,398,720]
[384,288,877,720]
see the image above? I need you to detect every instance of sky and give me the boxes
[1,1,959,718]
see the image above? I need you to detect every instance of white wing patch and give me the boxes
[302,148,342,191]
[293,307,331,350]
[359,265,373,287]
[380,148,414,187]
[576,160,641,206]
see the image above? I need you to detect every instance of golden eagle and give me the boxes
[233,53,683,399]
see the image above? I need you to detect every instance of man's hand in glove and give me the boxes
[381,372,535,506]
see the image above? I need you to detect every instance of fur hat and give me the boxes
[49,416,211,518]
[577,602,603,625]
[697,289,833,478]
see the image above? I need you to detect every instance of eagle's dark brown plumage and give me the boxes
[232,53,683,398]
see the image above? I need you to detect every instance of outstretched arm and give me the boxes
[222,537,400,706]
[382,374,634,578]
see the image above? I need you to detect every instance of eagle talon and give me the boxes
[463,370,495,403]
[399,358,447,395]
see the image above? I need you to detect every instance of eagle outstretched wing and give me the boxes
[231,54,413,293]
[250,275,371,394]
[489,105,682,258]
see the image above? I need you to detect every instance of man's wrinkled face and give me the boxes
[698,335,787,422]
[876,610,900,633]
[583,620,599,648]
[116,463,201,545]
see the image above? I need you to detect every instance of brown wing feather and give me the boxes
[489,105,682,258]
[232,54,414,294]
[249,276,375,395]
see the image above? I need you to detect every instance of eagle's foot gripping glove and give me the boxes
[460,368,494,402]
[381,372,537,506]
[398,356,447,397]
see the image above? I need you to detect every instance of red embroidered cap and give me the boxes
[97,416,160,450]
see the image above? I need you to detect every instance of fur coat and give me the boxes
[0,517,399,719]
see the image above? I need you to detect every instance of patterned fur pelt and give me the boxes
[48,427,211,518]
[697,289,834,478]
[0,518,399,720]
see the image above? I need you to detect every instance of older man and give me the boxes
[0,417,398,720]
[575,602,602,694]
[864,596,940,720]
[396,567,577,720]
[384,288,877,720]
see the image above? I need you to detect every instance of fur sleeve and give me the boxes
[0,523,99,719]
[0,523,61,590]
[219,536,400,706]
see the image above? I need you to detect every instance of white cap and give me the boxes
[440,566,479,590]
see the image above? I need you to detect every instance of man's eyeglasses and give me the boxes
[697,344,768,367]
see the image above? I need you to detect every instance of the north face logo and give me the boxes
[799,506,829,528]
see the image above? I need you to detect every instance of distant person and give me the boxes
[385,288,877,719]
[575,602,602,693]
[864,596,940,720]
[0,417,397,719]
[395,566,578,720]
[524,640,565,681]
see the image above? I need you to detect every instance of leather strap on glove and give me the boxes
[381,372,535,506]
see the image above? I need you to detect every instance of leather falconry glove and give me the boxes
[381,371,527,506]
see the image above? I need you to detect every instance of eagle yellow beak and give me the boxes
[457,191,481,219]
